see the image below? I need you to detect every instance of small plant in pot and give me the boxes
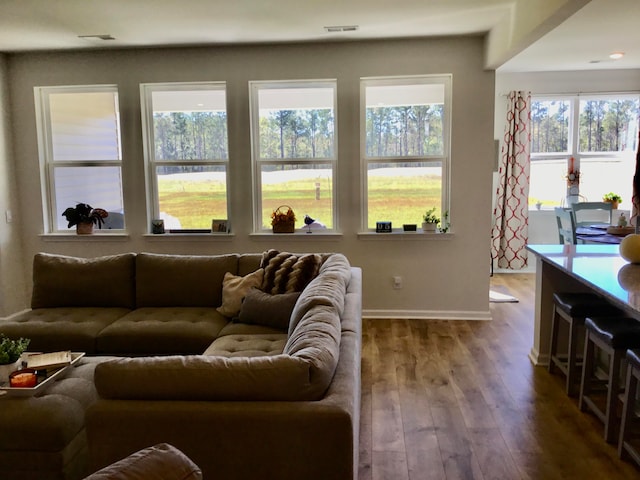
[62,203,109,234]
[602,192,622,209]
[0,334,30,384]
[422,207,440,233]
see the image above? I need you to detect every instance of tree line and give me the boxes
[531,99,639,153]
[366,105,444,157]
[153,104,446,176]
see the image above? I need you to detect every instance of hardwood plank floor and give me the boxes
[359,273,640,480]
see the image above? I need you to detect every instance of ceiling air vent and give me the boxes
[324,26,359,33]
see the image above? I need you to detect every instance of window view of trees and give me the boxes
[529,95,640,210]
[365,105,444,157]
[531,100,570,153]
[252,82,337,231]
[154,111,228,172]
[142,84,230,230]
[362,77,450,230]
[579,99,639,152]
[259,109,333,159]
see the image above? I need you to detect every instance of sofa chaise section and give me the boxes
[86,256,362,480]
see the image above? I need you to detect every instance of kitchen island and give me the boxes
[526,244,640,366]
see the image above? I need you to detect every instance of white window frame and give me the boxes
[530,93,640,204]
[34,84,123,233]
[249,79,338,233]
[360,74,452,231]
[140,82,229,233]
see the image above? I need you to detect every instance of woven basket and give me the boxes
[272,205,296,233]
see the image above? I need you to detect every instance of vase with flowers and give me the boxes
[62,203,109,234]
[271,205,296,233]
[0,334,30,385]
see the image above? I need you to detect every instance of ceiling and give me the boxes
[0,0,638,73]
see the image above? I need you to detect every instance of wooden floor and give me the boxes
[358,273,640,480]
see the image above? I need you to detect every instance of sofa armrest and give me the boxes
[84,443,202,480]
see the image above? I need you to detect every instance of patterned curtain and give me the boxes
[491,91,531,270]
[632,130,640,232]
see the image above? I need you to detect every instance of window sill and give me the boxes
[143,233,235,241]
[249,231,342,240]
[357,231,453,240]
[40,233,130,242]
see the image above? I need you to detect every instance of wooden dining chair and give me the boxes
[554,207,576,244]
[571,202,612,227]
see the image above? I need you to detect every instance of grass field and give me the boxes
[157,169,444,229]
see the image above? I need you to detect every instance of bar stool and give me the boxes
[619,348,640,466]
[579,316,640,443]
[548,293,621,396]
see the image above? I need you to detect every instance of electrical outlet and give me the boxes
[393,276,402,289]
[5,210,13,223]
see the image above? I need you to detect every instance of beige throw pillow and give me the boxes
[216,269,264,318]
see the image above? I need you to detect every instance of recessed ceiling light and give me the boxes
[324,25,359,33]
[609,51,624,60]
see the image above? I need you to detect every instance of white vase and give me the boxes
[0,359,21,385]
[422,222,437,233]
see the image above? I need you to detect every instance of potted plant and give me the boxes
[602,192,622,209]
[0,334,30,384]
[62,203,109,234]
[422,207,440,232]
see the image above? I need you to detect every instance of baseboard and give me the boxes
[363,309,492,321]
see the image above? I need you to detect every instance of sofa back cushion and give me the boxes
[31,252,136,309]
[136,253,238,307]
[94,354,318,401]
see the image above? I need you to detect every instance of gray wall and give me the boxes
[4,37,496,319]
[0,53,28,315]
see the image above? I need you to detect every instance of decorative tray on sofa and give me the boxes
[0,352,85,398]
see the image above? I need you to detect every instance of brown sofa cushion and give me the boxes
[0,307,131,353]
[235,288,300,329]
[260,250,328,294]
[95,307,229,355]
[288,253,351,335]
[84,443,202,480]
[31,252,136,309]
[203,333,287,357]
[135,253,238,307]
[94,355,318,401]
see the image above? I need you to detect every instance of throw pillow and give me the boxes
[236,288,301,330]
[216,269,264,318]
[260,249,329,294]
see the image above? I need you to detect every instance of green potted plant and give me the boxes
[422,207,440,233]
[602,192,622,209]
[0,334,30,384]
[62,203,109,234]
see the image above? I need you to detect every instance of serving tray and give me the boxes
[606,226,635,236]
[0,352,85,398]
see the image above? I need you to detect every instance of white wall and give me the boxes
[5,37,496,320]
[494,69,640,252]
[0,54,28,315]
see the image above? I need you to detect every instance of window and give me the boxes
[35,85,124,232]
[530,94,639,210]
[361,75,452,230]
[249,80,337,232]
[141,83,229,231]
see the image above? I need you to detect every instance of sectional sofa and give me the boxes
[0,250,362,480]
